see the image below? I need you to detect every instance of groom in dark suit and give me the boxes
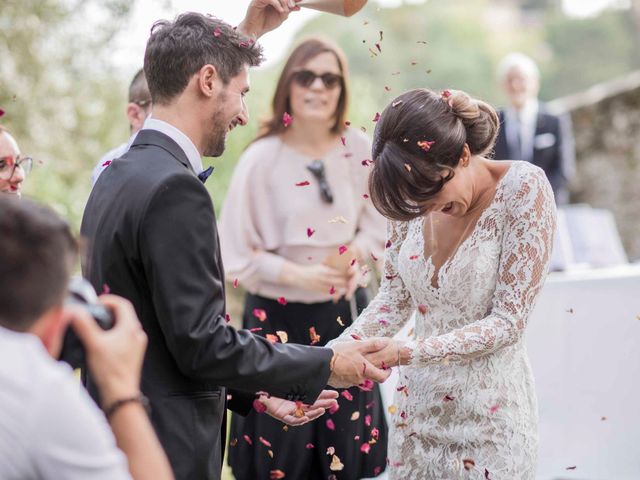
[81,4,390,479]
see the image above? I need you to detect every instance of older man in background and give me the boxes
[493,52,576,204]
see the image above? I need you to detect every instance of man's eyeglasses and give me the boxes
[307,159,333,204]
[292,70,343,90]
[0,155,33,179]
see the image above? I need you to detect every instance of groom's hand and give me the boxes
[328,338,392,388]
[238,0,301,39]
[258,390,339,426]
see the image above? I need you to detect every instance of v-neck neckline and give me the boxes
[418,161,517,291]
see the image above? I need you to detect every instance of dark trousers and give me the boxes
[228,290,388,479]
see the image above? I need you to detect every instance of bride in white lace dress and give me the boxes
[327,89,556,479]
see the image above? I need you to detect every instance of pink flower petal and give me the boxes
[282,112,293,128]
[277,297,287,305]
[253,308,267,322]
[339,245,348,255]
[307,227,315,237]
[296,180,310,186]
[360,443,371,454]
[341,390,354,401]
[417,140,435,152]
[372,112,381,122]
[326,418,335,430]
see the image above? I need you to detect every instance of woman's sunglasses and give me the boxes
[292,70,343,90]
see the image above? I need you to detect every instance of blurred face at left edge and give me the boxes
[0,131,26,197]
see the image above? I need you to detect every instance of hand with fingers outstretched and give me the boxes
[257,389,339,426]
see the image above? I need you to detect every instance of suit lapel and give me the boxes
[130,130,193,172]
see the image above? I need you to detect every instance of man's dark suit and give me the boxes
[493,106,575,204]
[81,130,333,479]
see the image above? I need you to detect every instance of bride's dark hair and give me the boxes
[369,88,499,221]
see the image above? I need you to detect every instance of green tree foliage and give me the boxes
[542,9,640,98]
[0,0,135,228]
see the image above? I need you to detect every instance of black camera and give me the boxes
[59,277,114,368]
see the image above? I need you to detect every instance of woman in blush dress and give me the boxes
[328,88,557,480]
[219,38,389,480]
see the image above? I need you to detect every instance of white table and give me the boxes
[528,265,640,480]
[378,265,640,480]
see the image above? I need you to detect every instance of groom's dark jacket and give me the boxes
[81,129,333,479]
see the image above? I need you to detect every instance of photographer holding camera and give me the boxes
[0,196,173,480]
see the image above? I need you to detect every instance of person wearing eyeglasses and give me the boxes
[91,69,152,186]
[0,125,32,197]
[219,38,388,480]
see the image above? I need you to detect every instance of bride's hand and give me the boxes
[364,340,411,368]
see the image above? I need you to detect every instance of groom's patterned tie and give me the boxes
[198,166,214,184]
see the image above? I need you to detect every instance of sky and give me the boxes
[111,0,625,79]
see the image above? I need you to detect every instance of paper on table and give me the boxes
[298,0,367,17]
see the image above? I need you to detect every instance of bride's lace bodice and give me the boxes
[329,161,556,479]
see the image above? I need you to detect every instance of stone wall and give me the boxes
[548,71,640,261]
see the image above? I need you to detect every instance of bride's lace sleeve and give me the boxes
[405,167,557,367]
[327,219,415,347]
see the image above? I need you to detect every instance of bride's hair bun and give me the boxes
[448,90,499,156]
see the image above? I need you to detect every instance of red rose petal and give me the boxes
[385,240,392,248]
[329,285,336,295]
[341,136,346,146]
[233,278,239,288]
[277,297,287,305]
[418,304,428,314]
[365,414,371,426]
[363,193,369,199]
[309,326,321,345]
[213,27,221,37]
[350,333,361,340]
[270,470,286,479]
[360,443,371,454]
[443,394,455,402]
[338,245,348,255]
[489,404,501,414]
[243,434,253,445]
[372,112,381,122]
[101,160,112,168]
[358,379,374,392]
[306,443,315,449]
[463,459,475,471]
[307,227,315,237]
[249,327,262,332]
[296,180,310,187]
[326,418,335,430]
[225,313,231,323]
